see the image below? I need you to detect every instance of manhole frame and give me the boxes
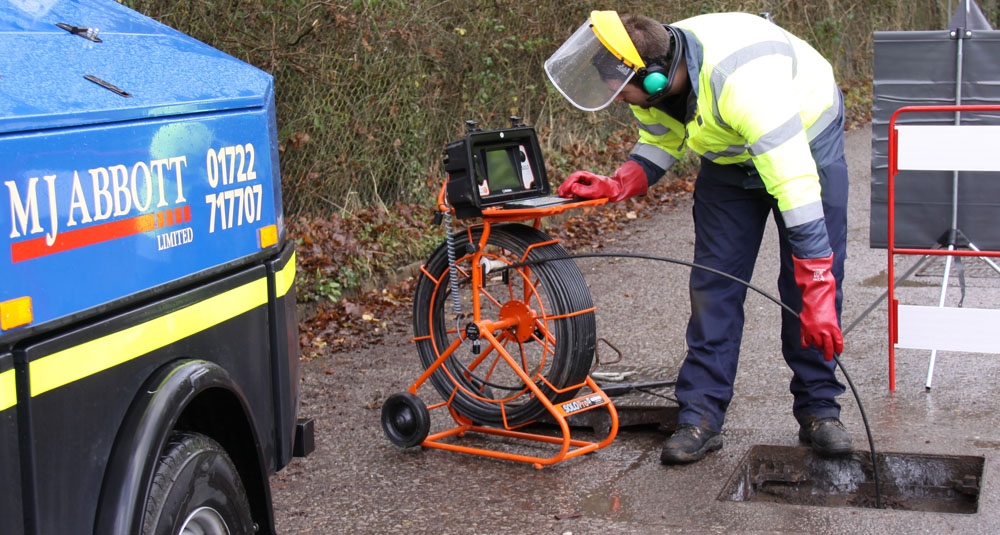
[718,444,985,514]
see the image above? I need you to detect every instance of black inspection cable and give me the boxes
[417,224,597,427]
[495,251,884,509]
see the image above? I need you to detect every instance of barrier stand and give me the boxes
[887,104,1000,390]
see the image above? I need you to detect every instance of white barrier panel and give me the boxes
[896,304,1000,353]
[896,125,1000,171]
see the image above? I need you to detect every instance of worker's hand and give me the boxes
[557,160,648,202]
[793,253,843,361]
[557,170,615,199]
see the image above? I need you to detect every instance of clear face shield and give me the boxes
[544,20,637,112]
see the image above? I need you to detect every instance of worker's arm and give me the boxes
[558,106,684,202]
[720,58,843,360]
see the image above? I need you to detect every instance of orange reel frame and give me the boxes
[401,185,616,468]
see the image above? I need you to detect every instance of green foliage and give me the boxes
[123,0,999,300]
[288,202,444,302]
[299,266,343,302]
[125,0,1000,218]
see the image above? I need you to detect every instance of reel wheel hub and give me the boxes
[498,300,539,343]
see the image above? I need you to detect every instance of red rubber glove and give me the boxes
[793,253,843,361]
[557,160,648,202]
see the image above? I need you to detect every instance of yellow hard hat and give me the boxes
[589,10,646,70]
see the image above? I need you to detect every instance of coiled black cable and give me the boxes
[412,224,597,427]
[496,251,884,509]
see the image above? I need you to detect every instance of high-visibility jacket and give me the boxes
[629,12,841,236]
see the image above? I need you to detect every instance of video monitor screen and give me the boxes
[444,124,552,218]
[475,143,539,200]
[470,132,547,205]
[484,148,523,192]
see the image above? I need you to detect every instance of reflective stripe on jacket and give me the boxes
[630,12,840,228]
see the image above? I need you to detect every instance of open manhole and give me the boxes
[720,445,983,513]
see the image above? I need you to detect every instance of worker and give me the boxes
[544,11,850,463]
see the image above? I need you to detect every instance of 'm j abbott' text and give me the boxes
[5,156,188,246]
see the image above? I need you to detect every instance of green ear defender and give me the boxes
[641,69,669,94]
[637,24,684,100]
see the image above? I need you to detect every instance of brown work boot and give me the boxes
[799,417,852,456]
[660,424,722,464]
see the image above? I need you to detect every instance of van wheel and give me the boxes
[142,431,254,535]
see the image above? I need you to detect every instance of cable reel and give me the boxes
[381,119,616,467]
[411,223,596,427]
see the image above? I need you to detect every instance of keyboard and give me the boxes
[500,195,576,209]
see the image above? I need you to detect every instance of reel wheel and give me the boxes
[381,392,431,448]
[412,223,595,427]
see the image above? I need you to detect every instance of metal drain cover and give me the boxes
[538,365,678,434]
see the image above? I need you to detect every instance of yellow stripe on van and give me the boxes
[29,277,269,398]
[0,369,15,411]
[276,251,296,298]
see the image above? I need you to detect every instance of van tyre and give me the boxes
[142,431,254,535]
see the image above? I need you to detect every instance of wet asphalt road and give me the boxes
[270,125,1000,534]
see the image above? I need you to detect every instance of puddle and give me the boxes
[577,489,628,520]
[720,445,983,514]
[861,271,937,288]
[575,447,657,521]
[974,440,1000,450]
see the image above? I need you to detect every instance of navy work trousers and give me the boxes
[675,156,849,433]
